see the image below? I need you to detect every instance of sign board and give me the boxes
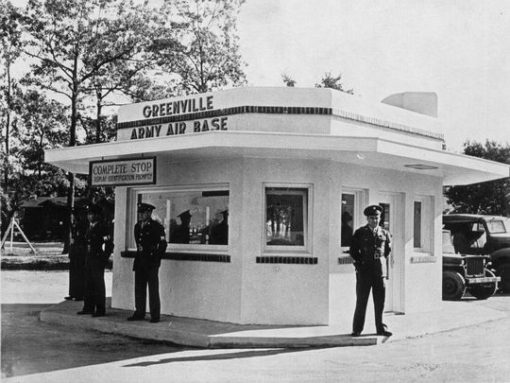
[89,157,156,187]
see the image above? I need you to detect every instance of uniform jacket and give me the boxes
[85,221,114,266]
[350,224,391,275]
[134,219,167,270]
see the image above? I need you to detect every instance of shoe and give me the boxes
[149,318,160,323]
[376,330,392,337]
[73,298,83,301]
[92,312,105,317]
[64,296,73,301]
[351,332,361,337]
[76,310,94,315]
[127,315,145,321]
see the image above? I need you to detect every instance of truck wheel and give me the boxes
[499,264,510,293]
[443,271,466,300]
[469,270,498,300]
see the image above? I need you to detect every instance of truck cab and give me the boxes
[443,214,510,292]
[442,229,500,300]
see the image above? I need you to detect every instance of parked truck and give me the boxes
[442,229,500,300]
[443,214,510,293]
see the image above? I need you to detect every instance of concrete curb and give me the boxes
[39,300,381,348]
[39,298,506,349]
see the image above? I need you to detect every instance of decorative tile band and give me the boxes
[338,257,354,265]
[410,256,437,264]
[256,256,318,264]
[121,251,230,263]
[116,106,332,130]
[116,105,444,141]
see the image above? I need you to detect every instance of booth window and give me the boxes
[341,193,355,248]
[265,187,308,247]
[413,201,422,248]
[134,188,229,247]
[413,196,433,253]
[340,188,367,254]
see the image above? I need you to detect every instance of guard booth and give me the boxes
[45,87,509,328]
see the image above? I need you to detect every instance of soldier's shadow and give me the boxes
[123,347,324,367]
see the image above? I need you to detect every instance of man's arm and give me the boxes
[384,231,392,258]
[350,229,361,268]
[156,223,167,257]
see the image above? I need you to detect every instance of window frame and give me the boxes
[262,183,313,254]
[127,183,230,252]
[413,195,433,253]
[413,200,423,249]
[340,188,368,254]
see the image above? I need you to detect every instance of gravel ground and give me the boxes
[1,244,111,270]
[1,244,69,270]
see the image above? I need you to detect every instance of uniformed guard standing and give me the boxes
[65,204,88,301]
[77,204,113,317]
[127,203,167,323]
[350,204,392,337]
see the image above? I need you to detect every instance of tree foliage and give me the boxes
[1,0,248,241]
[22,0,155,144]
[1,0,25,188]
[315,72,353,94]
[444,140,510,216]
[153,0,247,94]
[281,73,296,87]
[280,71,354,94]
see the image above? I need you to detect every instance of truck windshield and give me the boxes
[486,218,510,234]
[442,230,455,254]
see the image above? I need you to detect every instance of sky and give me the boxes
[9,0,510,152]
[237,0,510,152]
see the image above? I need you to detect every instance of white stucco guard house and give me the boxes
[45,87,509,328]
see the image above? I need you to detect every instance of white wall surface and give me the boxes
[111,154,444,326]
[111,158,245,323]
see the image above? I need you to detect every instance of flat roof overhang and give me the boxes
[45,131,509,186]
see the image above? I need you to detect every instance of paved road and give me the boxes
[1,270,185,379]
[2,270,510,382]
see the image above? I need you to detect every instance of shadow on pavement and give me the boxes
[123,347,323,367]
[1,304,186,379]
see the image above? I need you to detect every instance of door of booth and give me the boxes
[378,193,405,313]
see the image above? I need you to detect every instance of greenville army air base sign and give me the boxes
[89,157,156,187]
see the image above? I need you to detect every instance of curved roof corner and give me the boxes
[381,92,438,118]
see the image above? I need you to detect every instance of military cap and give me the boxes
[178,210,191,220]
[363,204,383,216]
[137,202,155,212]
[220,209,229,219]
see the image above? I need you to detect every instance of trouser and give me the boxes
[68,245,86,299]
[352,268,386,334]
[134,266,160,320]
[82,260,106,314]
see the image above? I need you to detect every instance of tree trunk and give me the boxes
[63,54,79,254]
[95,87,102,143]
[4,59,11,188]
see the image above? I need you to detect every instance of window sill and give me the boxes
[256,256,317,264]
[121,250,230,263]
[338,255,354,265]
[410,255,437,264]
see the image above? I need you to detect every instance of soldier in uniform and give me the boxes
[128,203,167,323]
[170,210,191,244]
[350,204,392,337]
[65,204,88,301]
[77,204,113,317]
[209,209,228,245]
